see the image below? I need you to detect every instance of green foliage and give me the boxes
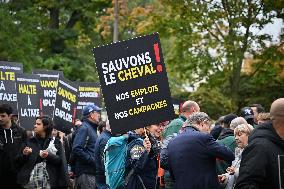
[0,0,111,81]
[0,0,283,117]
[147,0,283,114]
[189,86,234,119]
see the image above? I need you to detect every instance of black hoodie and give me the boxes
[0,121,27,185]
[235,121,284,189]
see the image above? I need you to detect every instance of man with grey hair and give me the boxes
[235,98,284,189]
[168,112,234,189]
[181,112,211,133]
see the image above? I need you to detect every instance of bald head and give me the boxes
[270,98,284,119]
[270,98,284,139]
[182,100,200,114]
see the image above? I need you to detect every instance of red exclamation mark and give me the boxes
[154,43,163,72]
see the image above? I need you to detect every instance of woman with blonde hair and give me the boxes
[219,123,254,189]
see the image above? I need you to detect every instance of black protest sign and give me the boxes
[75,82,101,119]
[16,73,41,130]
[33,69,63,117]
[54,77,78,133]
[93,33,175,134]
[0,61,23,114]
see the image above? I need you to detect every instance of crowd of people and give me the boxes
[0,98,283,189]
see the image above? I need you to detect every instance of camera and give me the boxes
[148,134,161,158]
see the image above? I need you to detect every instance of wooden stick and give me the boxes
[144,127,148,139]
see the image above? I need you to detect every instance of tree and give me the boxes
[96,0,156,42]
[147,0,282,109]
[0,0,112,81]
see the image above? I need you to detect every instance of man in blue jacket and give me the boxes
[72,104,101,189]
[168,112,234,189]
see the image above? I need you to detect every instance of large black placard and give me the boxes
[93,33,175,134]
[33,69,63,117]
[0,61,23,114]
[16,73,41,130]
[75,82,101,119]
[53,77,78,133]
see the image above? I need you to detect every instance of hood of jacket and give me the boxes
[218,128,234,140]
[249,121,284,149]
[0,121,21,144]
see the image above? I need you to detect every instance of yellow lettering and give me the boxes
[124,69,132,81]
[18,84,37,94]
[117,63,156,82]
[118,71,125,81]
[128,100,168,116]
[129,109,133,115]
[0,71,15,81]
[131,67,138,79]
[58,87,76,103]
[40,80,58,88]
[137,65,144,76]
[150,63,156,74]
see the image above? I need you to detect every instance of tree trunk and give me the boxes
[49,7,65,54]
[113,0,119,42]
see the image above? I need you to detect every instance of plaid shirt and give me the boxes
[24,161,50,189]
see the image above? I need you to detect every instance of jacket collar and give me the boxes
[179,115,187,122]
[84,118,98,129]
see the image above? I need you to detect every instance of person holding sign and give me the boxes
[125,127,159,189]
[71,104,101,189]
[16,116,69,189]
[0,104,27,189]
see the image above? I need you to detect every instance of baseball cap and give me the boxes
[240,107,254,120]
[82,104,101,117]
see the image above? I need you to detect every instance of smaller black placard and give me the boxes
[53,77,78,134]
[0,61,23,114]
[16,73,41,130]
[75,82,101,119]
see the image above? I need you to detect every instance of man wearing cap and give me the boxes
[71,104,101,189]
[235,98,284,189]
[240,107,256,127]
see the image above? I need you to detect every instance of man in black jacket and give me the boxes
[94,120,112,189]
[235,98,284,189]
[0,104,27,188]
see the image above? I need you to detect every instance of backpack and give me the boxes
[104,135,143,189]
